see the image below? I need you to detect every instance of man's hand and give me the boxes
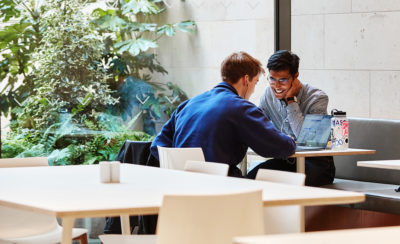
[285,78,302,100]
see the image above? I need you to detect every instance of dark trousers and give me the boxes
[228,165,244,178]
[104,141,159,235]
[246,156,335,186]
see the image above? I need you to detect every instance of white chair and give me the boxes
[100,190,264,244]
[184,160,229,176]
[0,157,88,244]
[157,146,205,170]
[255,169,306,234]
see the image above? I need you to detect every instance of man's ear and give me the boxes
[294,72,299,79]
[244,75,249,85]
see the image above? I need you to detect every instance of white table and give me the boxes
[357,160,400,170]
[247,148,376,173]
[233,226,400,244]
[357,159,400,191]
[244,148,374,232]
[0,164,365,244]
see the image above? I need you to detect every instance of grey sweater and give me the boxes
[259,83,329,139]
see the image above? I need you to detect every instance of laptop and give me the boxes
[296,114,332,151]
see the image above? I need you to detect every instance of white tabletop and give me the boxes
[234,226,400,244]
[357,160,400,170]
[248,148,376,158]
[0,164,365,218]
[247,148,376,173]
[293,148,376,157]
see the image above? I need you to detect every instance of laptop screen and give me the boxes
[296,114,332,147]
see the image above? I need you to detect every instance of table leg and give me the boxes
[296,156,306,231]
[241,154,248,177]
[61,217,75,244]
[120,214,131,234]
[296,156,305,173]
[299,206,305,232]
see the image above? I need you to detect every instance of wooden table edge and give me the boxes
[292,149,376,157]
[357,160,400,170]
[262,195,365,207]
[56,207,160,218]
[247,149,376,158]
[0,200,159,219]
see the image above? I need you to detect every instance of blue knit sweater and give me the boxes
[151,82,296,166]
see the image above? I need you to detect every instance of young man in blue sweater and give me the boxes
[150,51,296,177]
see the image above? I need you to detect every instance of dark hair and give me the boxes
[221,51,265,84]
[267,50,300,77]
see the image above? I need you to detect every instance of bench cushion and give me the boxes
[324,178,400,215]
[333,117,400,185]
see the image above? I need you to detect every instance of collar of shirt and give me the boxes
[215,82,239,95]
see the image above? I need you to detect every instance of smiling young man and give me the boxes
[247,50,335,186]
[150,51,296,177]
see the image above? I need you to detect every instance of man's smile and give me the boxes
[273,88,285,94]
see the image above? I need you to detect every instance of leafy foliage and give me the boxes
[1,0,194,164]
[0,0,43,117]
[1,0,147,165]
[92,1,195,81]
[91,0,192,134]
[2,114,153,165]
[22,0,118,130]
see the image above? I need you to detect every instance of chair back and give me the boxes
[157,146,205,170]
[0,156,58,239]
[0,157,48,168]
[0,157,87,243]
[255,169,305,185]
[255,169,305,234]
[157,190,264,244]
[184,160,229,176]
[0,206,59,239]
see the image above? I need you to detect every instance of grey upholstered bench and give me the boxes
[324,117,400,214]
[306,117,400,231]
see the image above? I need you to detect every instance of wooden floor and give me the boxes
[305,206,400,231]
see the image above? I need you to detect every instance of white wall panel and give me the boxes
[292,0,351,15]
[352,0,400,12]
[299,70,370,118]
[158,0,274,22]
[154,0,275,105]
[292,0,400,120]
[370,71,400,119]
[292,15,325,69]
[325,12,400,70]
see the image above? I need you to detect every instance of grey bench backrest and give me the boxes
[334,117,400,185]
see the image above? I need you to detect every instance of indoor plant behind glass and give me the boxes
[91,0,194,135]
[1,0,195,164]
[2,0,150,165]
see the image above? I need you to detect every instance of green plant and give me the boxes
[91,0,193,134]
[2,113,153,165]
[0,0,44,117]
[1,0,193,164]
[21,0,118,130]
[92,0,195,81]
[1,0,147,165]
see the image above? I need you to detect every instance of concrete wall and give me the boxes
[0,116,9,140]
[292,0,400,120]
[153,0,275,105]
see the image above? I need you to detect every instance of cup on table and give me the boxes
[110,161,121,183]
[99,161,111,183]
[99,161,121,183]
